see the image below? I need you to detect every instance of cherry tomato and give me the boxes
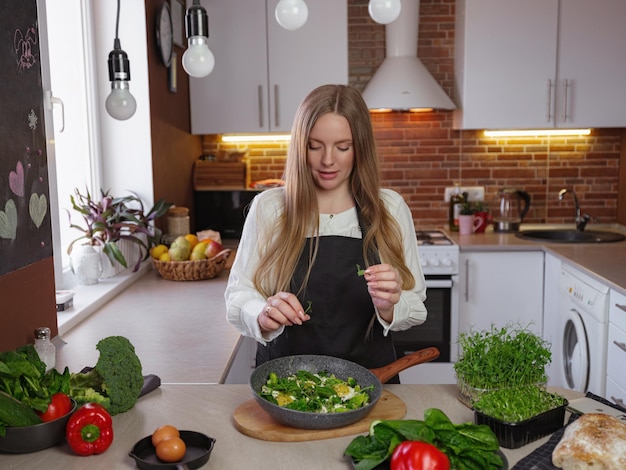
[37,392,73,422]
[390,441,450,470]
[156,436,187,462]
[151,425,180,447]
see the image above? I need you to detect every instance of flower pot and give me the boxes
[70,244,103,285]
[99,239,142,278]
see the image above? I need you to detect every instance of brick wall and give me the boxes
[202,0,622,228]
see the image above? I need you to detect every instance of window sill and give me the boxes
[57,263,150,336]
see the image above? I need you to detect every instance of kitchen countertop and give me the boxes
[11,225,619,467]
[0,383,583,469]
[56,268,241,385]
[448,223,626,294]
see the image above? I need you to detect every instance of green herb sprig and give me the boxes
[356,264,365,276]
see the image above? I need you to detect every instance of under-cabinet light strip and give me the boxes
[221,134,291,142]
[484,129,591,137]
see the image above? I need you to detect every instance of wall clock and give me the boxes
[155,1,173,67]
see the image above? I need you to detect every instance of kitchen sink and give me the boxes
[516,229,626,243]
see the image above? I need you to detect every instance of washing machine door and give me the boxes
[561,307,589,392]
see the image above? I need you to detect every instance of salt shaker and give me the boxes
[34,327,56,371]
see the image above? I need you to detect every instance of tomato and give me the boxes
[37,392,73,422]
[155,436,187,462]
[390,441,450,470]
[151,424,180,447]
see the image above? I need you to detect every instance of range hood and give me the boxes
[362,0,456,112]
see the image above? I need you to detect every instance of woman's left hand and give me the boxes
[364,264,401,322]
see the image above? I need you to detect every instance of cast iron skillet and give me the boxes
[249,347,440,430]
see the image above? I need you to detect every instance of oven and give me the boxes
[391,230,460,384]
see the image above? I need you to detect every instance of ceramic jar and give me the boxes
[70,244,103,285]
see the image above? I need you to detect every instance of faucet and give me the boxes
[558,188,591,231]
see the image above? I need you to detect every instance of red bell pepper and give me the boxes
[66,403,114,456]
[390,441,450,470]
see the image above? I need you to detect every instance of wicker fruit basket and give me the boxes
[152,249,231,281]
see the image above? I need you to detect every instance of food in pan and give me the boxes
[259,370,373,413]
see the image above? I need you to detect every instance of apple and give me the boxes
[204,239,224,259]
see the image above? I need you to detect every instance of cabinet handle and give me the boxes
[616,303,626,313]
[561,79,570,123]
[611,396,626,409]
[464,259,469,302]
[546,79,554,122]
[258,85,264,128]
[614,340,626,353]
[274,84,280,128]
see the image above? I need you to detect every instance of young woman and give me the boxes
[225,84,427,375]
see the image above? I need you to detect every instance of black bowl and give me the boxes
[129,430,215,469]
[0,398,77,453]
[250,354,383,430]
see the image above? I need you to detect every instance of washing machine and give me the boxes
[548,264,609,397]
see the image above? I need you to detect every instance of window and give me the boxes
[41,0,155,334]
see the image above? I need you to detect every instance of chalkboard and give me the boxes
[0,0,53,276]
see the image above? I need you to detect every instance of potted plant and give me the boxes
[67,188,172,273]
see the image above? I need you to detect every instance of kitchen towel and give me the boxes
[512,392,625,469]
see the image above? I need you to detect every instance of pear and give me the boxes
[190,241,208,260]
[168,236,192,261]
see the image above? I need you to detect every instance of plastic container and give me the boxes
[474,398,568,449]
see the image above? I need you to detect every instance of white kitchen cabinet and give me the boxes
[190,0,348,134]
[458,251,544,335]
[453,0,626,129]
[224,336,257,384]
[606,289,626,409]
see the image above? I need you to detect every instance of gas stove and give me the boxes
[416,230,459,276]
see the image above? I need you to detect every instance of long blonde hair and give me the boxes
[253,84,415,297]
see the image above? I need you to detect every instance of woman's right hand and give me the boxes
[258,292,310,332]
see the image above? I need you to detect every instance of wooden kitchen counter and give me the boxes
[55,268,240,384]
[0,384,583,469]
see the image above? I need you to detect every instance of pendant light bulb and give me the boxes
[182,37,215,78]
[106,82,137,121]
[106,39,137,121]
[368,0,402,25]
[275,0,309,31]
[183,0,215,78]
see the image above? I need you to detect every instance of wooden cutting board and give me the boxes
[232,389,406,442]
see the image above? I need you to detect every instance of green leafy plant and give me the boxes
[67,188,172,272]
[454,323,551,390]
[460,201,487,215]
[474,385,566,423]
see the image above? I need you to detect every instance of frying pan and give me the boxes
[249,347,439,430]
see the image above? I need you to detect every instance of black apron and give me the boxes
[256,227,399,382]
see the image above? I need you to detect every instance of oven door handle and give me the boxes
[425,279,453,289]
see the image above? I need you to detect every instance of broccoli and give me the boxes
[69,336,143,415]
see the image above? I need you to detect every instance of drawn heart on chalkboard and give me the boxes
[0,200,18,240]
[9,161,25,197]
[29,193,47,228]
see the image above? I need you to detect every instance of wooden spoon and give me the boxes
[369,347,440,384]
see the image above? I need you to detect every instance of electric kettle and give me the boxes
[493,188,530,232]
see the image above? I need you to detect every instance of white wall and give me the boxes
[92,0,155,206]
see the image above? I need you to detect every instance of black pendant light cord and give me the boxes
[114,0,121,51]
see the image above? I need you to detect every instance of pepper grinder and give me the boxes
[34,327,56,372]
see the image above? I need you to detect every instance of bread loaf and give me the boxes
[552,413,626,469]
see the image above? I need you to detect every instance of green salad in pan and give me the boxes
[259,370,373,413]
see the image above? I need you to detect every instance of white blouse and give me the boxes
[224,187,427,344]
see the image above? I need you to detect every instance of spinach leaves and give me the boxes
[0,344,70,412]
[344,408,503,470]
